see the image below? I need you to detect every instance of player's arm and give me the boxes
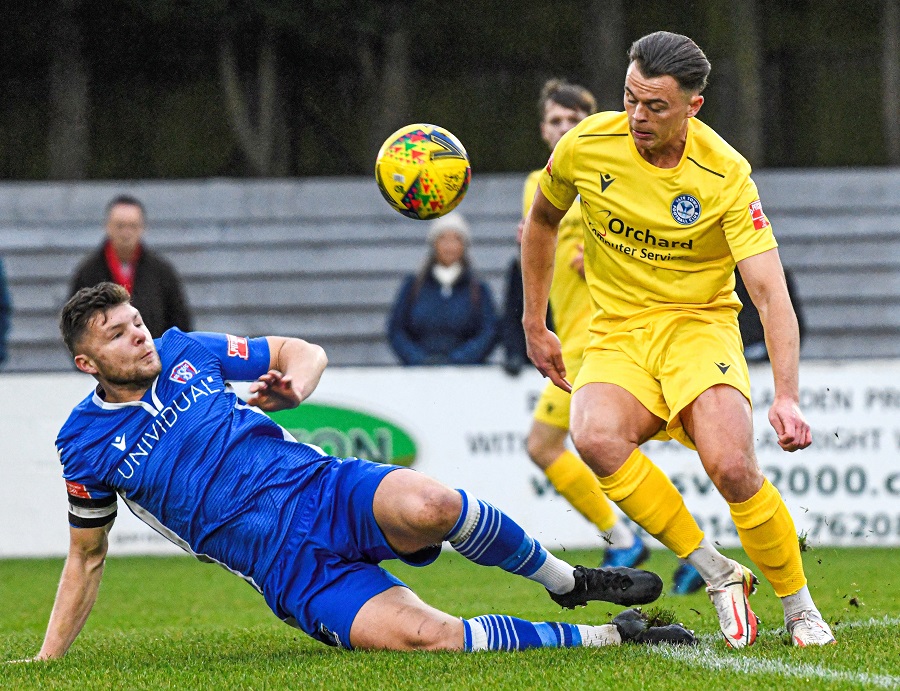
[34,523,111,660]
[737,248,811,452]
[521,186,569,391]
[246,337,328,412]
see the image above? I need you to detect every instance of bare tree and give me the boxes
[361,6,411,157]
[47,0,90,179]
[218,26,289,176]
[728,0,764,166]
[581,0,627,110]
[884,0,900,164]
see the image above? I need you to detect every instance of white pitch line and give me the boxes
[832,615,900,631]
[649,616,900,689]
[653,646,900,689]
[732,614,900,640]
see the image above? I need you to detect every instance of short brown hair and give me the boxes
[105,194,145,219]
[539,79,597,118]
[60,282,131,356]
[627,31,711,93]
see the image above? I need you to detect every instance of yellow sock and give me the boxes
[598,448,703,559]
[730,479,807,597]
[544,450,617,533]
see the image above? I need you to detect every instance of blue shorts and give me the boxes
[262,458,441,649]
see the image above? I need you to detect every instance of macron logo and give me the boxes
[600,173,616,192]
[111,435,127,451]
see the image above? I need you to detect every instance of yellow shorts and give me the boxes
[573,309,751,449]
[533,349,583,430]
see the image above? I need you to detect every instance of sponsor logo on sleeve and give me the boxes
[749,199,770,230]
[227,334,249,359]
[545,155,553,177]
[65,480,92,499]
[169,359,198,383]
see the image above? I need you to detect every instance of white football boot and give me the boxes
[705,559,760,648]
[786,610,836,647]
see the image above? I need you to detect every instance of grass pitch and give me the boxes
[2,547,898,690]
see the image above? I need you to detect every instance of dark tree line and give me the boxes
[0,0,896,180]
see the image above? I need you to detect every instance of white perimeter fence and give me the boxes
[2,361,898,558]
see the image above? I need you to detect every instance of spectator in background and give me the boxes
[500,219,553,375]
[0,256,11,368]
[69,195,192,338]
[388,212,498,365]
[735,266,805,361]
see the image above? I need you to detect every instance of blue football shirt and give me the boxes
[56,328,329,593]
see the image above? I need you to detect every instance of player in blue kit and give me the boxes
[26,282,694,660]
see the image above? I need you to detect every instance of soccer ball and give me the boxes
[375,124,471,220]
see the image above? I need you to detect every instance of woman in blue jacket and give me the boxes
[388,212,498,365]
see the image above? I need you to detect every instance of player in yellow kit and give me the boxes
[521,31,834,648]
[521,80,646,569]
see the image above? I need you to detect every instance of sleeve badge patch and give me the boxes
[545,155,553,177]
[65,480,92,499]
[749,199,770,231]
[227,334,249,359]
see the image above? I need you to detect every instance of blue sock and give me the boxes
[445,490,575,593]
[463,615,620,651]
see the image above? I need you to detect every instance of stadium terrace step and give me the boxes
[0,171,897,372]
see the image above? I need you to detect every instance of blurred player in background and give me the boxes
[519,79,650,571]
[24,283,692,661]
[522,31,834,648]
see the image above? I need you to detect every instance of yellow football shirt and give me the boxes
[523,170,591,359]
[539,111,777,332]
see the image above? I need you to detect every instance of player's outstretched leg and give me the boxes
[446,489,661,608]
[371,470,661,609]
[589,444,761,647]
[682,386,834,647]
[570,382,762,646]
[730,479,835,647]
[349,587,694,651]
[463,608,695,651]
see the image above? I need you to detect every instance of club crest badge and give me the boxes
[671,194,701,225]
[169,359,198,384]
